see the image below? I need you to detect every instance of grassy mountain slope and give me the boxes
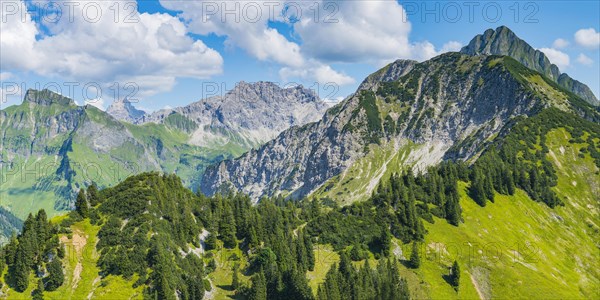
[0,91,239,226]
[410,128,599,299]
[1,121,598,299]
[201,51,599,202]
[308,54,599,205]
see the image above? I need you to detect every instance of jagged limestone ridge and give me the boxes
[461,26,598,106]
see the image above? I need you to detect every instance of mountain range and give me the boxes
[200,26,600,203]
[0,82,327,226]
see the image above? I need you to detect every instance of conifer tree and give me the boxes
[13,248,30,292]
[232,264,240,291]
[379,227,392,257]
[450,260,460,290]
[87,182,100,206]
[32,279,44,300]
[469,169,487,207]
[250,269,267,300]
[323,264,341,300]
[409,241,421,269]
[45,259,64,291]
[304,230,315,271]
[219,203,237,249]
[75,189,89,218]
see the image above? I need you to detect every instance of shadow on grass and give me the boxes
[442,274,458,292]
[216,284,234,292]
[399,259,416,269]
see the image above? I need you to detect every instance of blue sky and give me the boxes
[1,0,599,111]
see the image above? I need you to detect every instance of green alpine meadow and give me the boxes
[1,3,599,298]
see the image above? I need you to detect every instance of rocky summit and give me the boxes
[460,26,599,106]
[106,99,148,123]
[141,81,329,149]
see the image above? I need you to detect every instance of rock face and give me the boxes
[142,81,329,148]
[106,99,147,123]
[201,39,598,202]
[461,26,599,106]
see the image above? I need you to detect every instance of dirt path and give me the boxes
[60,230,88,290]
[469,272,485,300]
[203,278,215,300]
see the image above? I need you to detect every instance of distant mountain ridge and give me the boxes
[0,82,327,225]
[106,98,147,123]
[138,81,329,149]
[460,26,599,106]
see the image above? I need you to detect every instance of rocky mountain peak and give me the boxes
[23,89,75,106]
[106,98,147,123]
[227,81,320,104]
[461,26,598,105]
[142,81,328,148]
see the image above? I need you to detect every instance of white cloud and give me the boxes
[85,98,106,110]
[0,72,13,81]
[160,0,304,67]
[1,0,223,98]
[574,28,600,49]
[440,41,463,53]
[576,53,594,66]
[293,1,413,63]
[279,62,355,86]
[552,38,569,49]
[539,48,570,68]
[159,0,442,86]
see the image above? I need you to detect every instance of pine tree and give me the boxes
[409,241,420,269]
[232,264,240,291]
[469,169,487,207]
[219,203,237,249]
[32,279,44,300]
[304,230,315,271]
[13,247,30,292]
[75,189,89,218]
[250,269,267,300]
[87,182,100,206]
[450,260,460,290]
[317,285,327,300]
[323,264,341,300]
[205,230,218,251]
[378,227,392,257]
[45,259,64,291]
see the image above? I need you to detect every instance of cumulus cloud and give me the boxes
[539,48,570,68]
[552,38,569,49]
[160,0,446,87]
[0,72,13,81]
[576,53,594,66]
[85,98,106,110]
[574,28,600,49]
[279,62,355,86]
[0,0,223,98]
[160,0,304,67]
[440,41,463,53]
[293,1,412,63]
